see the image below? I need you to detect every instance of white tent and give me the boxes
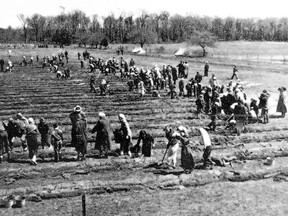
[132,47,146,54]
[174,48,187,56]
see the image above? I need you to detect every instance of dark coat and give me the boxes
[276,93,287,114]
[234,103,247,121]
[134,130,154,157]
[73,120,87,154]
[91,118,112,150]
[38,121,50,135]
[195,73,202,83]
[181,144,195,171]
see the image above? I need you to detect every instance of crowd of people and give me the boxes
[0,105,216,171]
[0,48,287,173]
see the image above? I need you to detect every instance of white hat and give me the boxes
[98,112,106,118]
[118,113,125,120]
[28,117,35,125]
[118,113,125,119]
[74,105,82,112]
[177,125,188,137]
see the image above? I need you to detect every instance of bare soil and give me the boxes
[0,45,287,215]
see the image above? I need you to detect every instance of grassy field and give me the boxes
[108,41,288,55]
[0,41,288,215]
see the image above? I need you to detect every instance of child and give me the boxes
[51,123,63,162]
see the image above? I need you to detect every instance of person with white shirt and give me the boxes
[193,127,213,169]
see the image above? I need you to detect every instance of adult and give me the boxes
[194,71,202,84]
[231,65,239,80]
[15,113,28,151]
[64,50,69,63]
[69,105,87,160]
[118,114,132,156]
[176,126,194,174]
[134,130,154,157]
[259,90,270,124]
[171,66,178,85]
[250,98,259,122]
[176,61,185,78]
[276,87,287,117]
[90,75,97,93]
[138,80,146,97]
[26,118,39,165]
[74,119,87,160]
[38,117,51,149]
[0,122,10,163]
[51,123,63,162]
[195,95,205,118]
[100,78,108,96]
[183,61,189,78]
[209,74,218,90]
[204,61,209,77]
[197,127,213,169]
[129,58,135,67]
[164,126,180,168]
[0,58,4,72]
[233,100,248,135]
[91,112,112,158]
[179,78,184,96]
[69,105,87,149]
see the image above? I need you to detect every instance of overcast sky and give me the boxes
[2,0,288,28]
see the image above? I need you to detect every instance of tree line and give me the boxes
[1,10,288,46]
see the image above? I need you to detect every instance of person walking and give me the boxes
[231,65,239,80]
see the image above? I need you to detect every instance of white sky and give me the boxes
[2,0,288,28]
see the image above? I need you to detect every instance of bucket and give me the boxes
[266,157,274,165]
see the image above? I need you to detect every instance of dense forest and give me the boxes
[1,10,288,46]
